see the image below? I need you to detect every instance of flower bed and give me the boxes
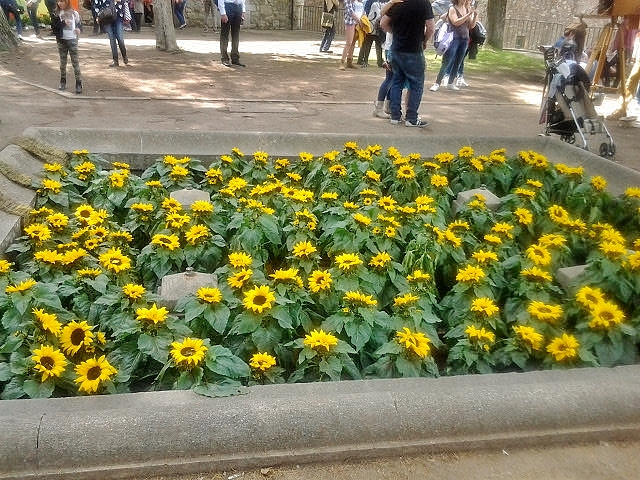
[1,143,639,399]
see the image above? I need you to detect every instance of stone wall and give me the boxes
[121,0,607,32]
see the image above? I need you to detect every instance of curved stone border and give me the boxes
[1,365,640,479]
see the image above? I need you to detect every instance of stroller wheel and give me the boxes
[561,134,575,144]
[599,142,616,159]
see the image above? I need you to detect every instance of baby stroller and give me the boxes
[539,41,616,159]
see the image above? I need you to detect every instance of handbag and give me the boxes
[321,12,334,29]
[434,22,454,55]
[98,4,116,25]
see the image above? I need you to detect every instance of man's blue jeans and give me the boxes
[389,50,425,124]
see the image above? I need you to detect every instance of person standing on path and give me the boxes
[173,0,186,28]
[26,0,42,37]
[95,0,129,67]
[339,0,365,70]
[54,0,83,93]
[439,0,475,90]
[319,0,339,53]
[381,0,434,127]
[219,0,245,67]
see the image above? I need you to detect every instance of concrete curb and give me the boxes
[1,365,640,479]
[18,127,640,194]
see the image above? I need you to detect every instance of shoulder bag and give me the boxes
[98,2,116,24]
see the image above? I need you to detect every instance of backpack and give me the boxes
[50,12,64,39]
[434,21,453,55]
[470,21,486,46]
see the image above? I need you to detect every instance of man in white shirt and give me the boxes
[219,0,246,67]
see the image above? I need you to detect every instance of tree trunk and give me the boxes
[0,8,19,51]
[154,0,179,52]
[486,0,507,50]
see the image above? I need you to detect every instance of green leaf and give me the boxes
[203,304,231,335]
[0,377,26,400]
[395,355,421,377]
[184,301,207,323]
[1,308,25,335]
[318,355,342,381]
[138,333,171,363]
[251,326,282,352]
[344,319,372,351]
[229,313,260,335]
[193,379,248,397]
[23,378,55,399]
[270,305,294,330]
[258,215,282,245]
[374,340,402,356]
[0,362,11,381]
[206,345,250,378]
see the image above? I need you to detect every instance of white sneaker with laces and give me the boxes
[429,83,439,92]
[456,76,469,87]
[446,83,460,91]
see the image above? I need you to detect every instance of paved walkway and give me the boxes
[2,28,638,171]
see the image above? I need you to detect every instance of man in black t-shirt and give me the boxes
[381,0,434,127]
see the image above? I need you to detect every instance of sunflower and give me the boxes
[471,250,499,264]
[136,303,169,325]
[32,345,67,382]
[455,265,485,283]
[396,327,431,358]
[527,300,563,324]
[465,324,496,350]
[205,168,224,184]
[228,251,253,268]
[548,205,570,224]
[98,248,132,273]
[520,266,553,282]
[365,170,381,182]
[122,283,146,300]
[46,212,70,230]
[185,224,210,245]
[546,333,579,362]
[430,174,449,188]
[228,269,253,289]
[74,355,118,394]
[165,212,191,230]
[590,175,607,191]
[5,278,37,294]
[538,233,567,248]
[335,252,363,271]
[513,325,544,351]
[575,286,606,309]
[353,213,372,226]
[369,251,392,268]
[151,234,181,251]
[34,249,64,265]
[170,337,208,368]
[393,292,419,307]
[307,270,332,293]
[74,204,96,225]
[303,329,338,352]
[396,164,416,180]
[526,244,552,266]
[378,196,397,211]
[0,259,12,274]
[513,207,533,225]
[243,285,276,314]
[588,301,625,330]
[406,269,431,282]
[40,178,62,193]
[24,223,52,242]
[328,164,347,176]
[190,200,214,215]
[249,352,277,372]
[196,286,223,304]
[343,290,377,307]
[59,320,94,356]
[470,297,499,317]
[32,308,62,335]
[270,268,304,287]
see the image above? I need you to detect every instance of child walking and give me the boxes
[54,0,83,94]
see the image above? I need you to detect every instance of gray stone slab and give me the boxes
[0,144,45,186]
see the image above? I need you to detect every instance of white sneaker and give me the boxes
[456,77,469,88]
[429,83,439,92]
[446,83,460,91]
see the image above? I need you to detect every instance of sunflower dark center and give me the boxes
[87,366,102,380]
[41,356,55,369]
[71,328,86,345]
[181,347,196,357]
[254,295,266,306]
